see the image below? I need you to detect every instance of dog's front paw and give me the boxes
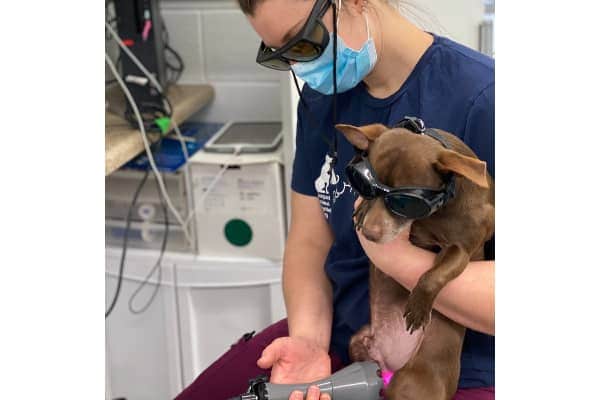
[353,199,371,230]
[403,290,433,334]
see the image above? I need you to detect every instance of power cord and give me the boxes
[105,22,193,247]
[105,51,192,245]
[105,169,150,318]
[161,18,185,84]
[105,140,170,318]
[105,22,187,162]
[127,168,170,315]
[183,145,243,229]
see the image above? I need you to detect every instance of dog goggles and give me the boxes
[344,117,456,220]
[256,0,332,71]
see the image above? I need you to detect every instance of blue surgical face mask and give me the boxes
[292,13,377,95]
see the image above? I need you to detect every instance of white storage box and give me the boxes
[106,169,195,252]
[189,147,286,260]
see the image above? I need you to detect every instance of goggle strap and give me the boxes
[331,0,338,166]
[424,128,452,149]
[290,69,338,165]
[291,70,308,108]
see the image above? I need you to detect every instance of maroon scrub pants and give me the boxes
[175,319,494,400]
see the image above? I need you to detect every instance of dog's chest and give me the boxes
[367,267,424,371]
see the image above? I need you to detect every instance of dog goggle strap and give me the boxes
[393,116,453,150]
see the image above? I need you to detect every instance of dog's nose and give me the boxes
[361,225,382,242]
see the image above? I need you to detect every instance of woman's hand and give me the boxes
[257,336,332,400]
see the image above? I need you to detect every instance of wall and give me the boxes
[160,0,282,123]
[401,0,485,50]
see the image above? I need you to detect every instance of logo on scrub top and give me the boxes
[314,154,353,219]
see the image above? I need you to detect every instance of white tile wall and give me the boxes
[161,10,206,83]
[160,1,282,122]
[201,10,280,82]
[400,0,485,50]
[193,81,282,122]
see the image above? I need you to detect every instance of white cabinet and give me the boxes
[105,249,183,400]
[105,248,285,399]
[173,257,285,387]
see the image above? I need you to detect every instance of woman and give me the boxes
[176,0,494,399]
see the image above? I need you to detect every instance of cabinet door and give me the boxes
[105,251,182,400]
[173,260,283,387]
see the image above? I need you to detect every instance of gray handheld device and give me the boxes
[231,361,384,400]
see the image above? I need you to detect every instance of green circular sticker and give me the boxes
[224,219,253,247]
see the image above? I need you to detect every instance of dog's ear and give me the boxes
[434,150,489,188]
[335,124,388,150]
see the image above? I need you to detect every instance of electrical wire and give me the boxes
[105,169,150,318]
[105,51,192,245]
[106,22,164,92]
[165,44,184,84]
[127,169,169,315]
[105,22,194,247]
[183,146,243,229]
[105,21,177,144]
[160,18,185,84]
[106,140,170,317]
[104,2,186,315]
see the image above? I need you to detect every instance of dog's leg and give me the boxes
[403,244,470,333]
[348,324,373,362]
[385,363,451,400]
[352,198,372,230]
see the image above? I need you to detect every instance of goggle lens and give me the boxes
[284,40,320,60]
[345,165,378,199]
[258,54,290,71]
[384,194,431,219]
[257,13,329,69]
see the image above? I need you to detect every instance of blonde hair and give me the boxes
[384,0,449,36]
[237,0,448,37]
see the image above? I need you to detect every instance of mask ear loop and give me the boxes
[364,2,371,40]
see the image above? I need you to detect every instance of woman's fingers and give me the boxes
[289,391,303,400]
[306,386,320,400]
[257,338,284,369]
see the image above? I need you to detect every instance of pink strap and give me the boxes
[142,20,152,41]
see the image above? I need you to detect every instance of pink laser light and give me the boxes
[381,370,394,388]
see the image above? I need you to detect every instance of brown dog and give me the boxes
[335,123,494,400]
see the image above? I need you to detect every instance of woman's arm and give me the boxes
[356,226,495,335]
[284,191,335,349]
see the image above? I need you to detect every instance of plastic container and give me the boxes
[105,169,193,252]
[189,147,287,260]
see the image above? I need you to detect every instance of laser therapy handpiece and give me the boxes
[231,361,385,400]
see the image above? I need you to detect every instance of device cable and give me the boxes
[127,169,169,315]
[183,145,243,229]
[105,169,150,318]
[105,52,192,244]
[106,23,193,247]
